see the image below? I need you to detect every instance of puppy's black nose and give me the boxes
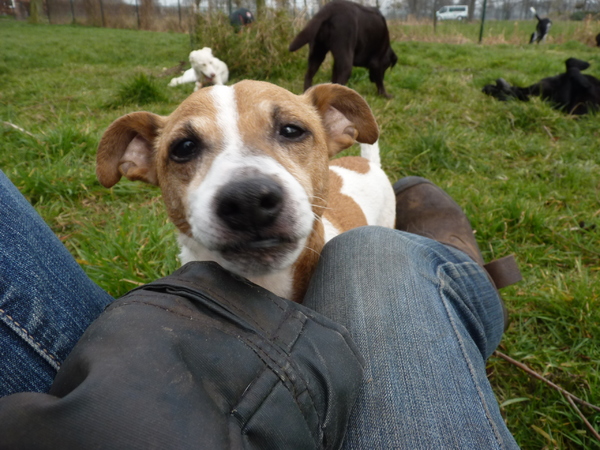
[216,178,284,231]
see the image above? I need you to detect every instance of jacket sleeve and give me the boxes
[0,262,364,450]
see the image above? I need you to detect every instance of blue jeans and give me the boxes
[304,227,519,449]
[0,170,518,448]
[0,170,113,395]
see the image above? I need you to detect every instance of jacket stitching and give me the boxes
[111,299,322,425]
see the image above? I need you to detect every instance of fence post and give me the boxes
[98,0,105,26]
[478,0,488,43]
[178,0,182,28]
[135,0,140,28]
[46,0,52,23]
[69,0,75,23]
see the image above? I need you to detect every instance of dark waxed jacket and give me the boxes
[0,262,364,449]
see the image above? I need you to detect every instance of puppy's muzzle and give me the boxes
[216,177,284,233]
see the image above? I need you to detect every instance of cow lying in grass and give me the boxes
[482,58,600,115]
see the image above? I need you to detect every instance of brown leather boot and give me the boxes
[393,176,522,330]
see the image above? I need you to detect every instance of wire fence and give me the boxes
[5,0,599,31]
[9,0,224,32]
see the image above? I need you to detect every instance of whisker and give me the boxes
[312,211,326,221]
[311,203,332,211]
[303,245,321,257]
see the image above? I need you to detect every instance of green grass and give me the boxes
[1,16,600,448]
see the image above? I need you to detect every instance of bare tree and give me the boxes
[29,0,43,22]
[468,0,476,19]
[256,0,264,16]
[139,0,155,28]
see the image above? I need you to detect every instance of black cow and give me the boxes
[529,7,552,44]
[596,32,600,47]
[482,58,600,115]
[289,0,397,98]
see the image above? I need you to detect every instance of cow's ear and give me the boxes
[306,83,379,157]
[97,112,164,188]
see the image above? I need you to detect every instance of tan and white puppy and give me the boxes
[97,80,395,302]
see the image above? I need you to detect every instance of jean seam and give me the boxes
[0,308,61,371]
[437,262,505,450]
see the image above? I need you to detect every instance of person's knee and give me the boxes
[321,226,477,278]
[324,226,427,260]
[328,225,396,246]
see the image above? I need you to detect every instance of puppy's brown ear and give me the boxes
[306,84,379,157]
[96,112,164,188]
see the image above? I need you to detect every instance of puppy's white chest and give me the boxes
[177,233,294,299]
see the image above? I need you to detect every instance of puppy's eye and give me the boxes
[170,139,200,163]
[279,124,306,140]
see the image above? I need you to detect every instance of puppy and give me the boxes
[529,7,551,44]
[168,48,229,91]
[97,81,396,302]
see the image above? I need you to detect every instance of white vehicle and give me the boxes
[436,5,468,20]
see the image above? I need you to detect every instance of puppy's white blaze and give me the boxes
[210,85,241,151]
[185,85,243,238]
[181,84,315,289]
[330,165,396,228]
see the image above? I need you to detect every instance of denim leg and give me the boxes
[0,170,114,396]
[303,226,519,449]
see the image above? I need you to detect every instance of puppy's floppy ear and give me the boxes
[97,112,164,188]
[306,84,379,157]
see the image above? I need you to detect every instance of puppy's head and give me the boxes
[190,47,218,80]
[190,47,213,62]
[97,80,378,280]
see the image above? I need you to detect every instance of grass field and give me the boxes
[1,16,600,448]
